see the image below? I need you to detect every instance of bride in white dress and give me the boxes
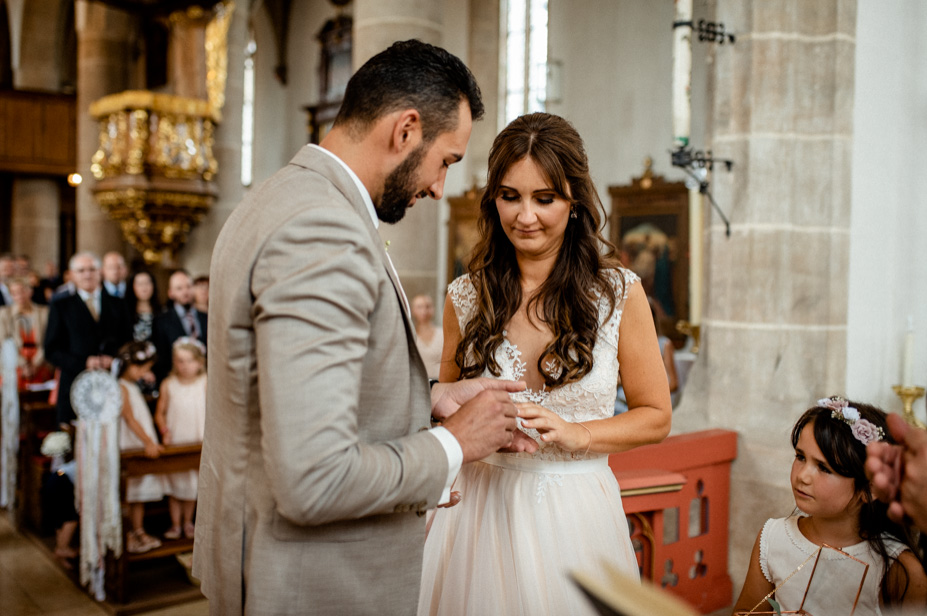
[419,113,673,616]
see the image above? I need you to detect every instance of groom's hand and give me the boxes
[431,378,526,421]
[441,389,519,464]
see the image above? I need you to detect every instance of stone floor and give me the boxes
[1,510,736,616]
[0,512,208,616]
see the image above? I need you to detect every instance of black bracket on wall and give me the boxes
[671,147,734,238]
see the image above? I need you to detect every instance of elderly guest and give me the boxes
[0,277,53,388]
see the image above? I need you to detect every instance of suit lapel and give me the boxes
[289,146,416,333]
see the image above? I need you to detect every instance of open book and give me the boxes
[571,562,699,616]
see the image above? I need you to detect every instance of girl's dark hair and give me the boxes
[455,113,622,387]
[124,270,161,320]
[116,341,157,378]
[791,400,923,606]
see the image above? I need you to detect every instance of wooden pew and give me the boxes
[610,429,738,614]
[13,391,56,532]
[105,443,203,611]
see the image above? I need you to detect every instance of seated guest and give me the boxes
[153,270,206,382]
[411,294,442,379]
[44,252,132,426]
[40,431,78,569]
[125,270,161,343]
[0,253,13,306]
[193,275,209,314]
[102,252,128,298]
[0,277,53,389]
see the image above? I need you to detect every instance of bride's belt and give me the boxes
[480,452,608,475]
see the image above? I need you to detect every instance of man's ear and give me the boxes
[391,109,422,153]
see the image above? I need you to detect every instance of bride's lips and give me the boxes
[513,228,541,236]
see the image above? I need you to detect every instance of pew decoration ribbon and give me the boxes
[72,369,123,601]
[0,338,19,508]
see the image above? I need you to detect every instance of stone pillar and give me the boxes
[672,0,857,576]
[467,0,500,187]
[11,0,64,266]
[11,180,61,266]
[180,4,246,277]
[74,0,132,256]
[353,0,445,301]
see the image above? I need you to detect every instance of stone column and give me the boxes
[74,0,132,256]
[11,0,64,266]
[352,0,444,302]
[673,0,857,574]
[467,0,500,187]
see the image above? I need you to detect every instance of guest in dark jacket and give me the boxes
[44,252,132,426]
[153,270,206,382]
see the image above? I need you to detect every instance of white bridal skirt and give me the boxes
[419,453,639,616]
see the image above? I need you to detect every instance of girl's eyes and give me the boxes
[818,463,832,474]
[794,452,805,462]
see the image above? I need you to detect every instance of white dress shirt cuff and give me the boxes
[428,426,463,505]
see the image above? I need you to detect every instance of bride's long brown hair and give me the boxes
[455,113,623,387]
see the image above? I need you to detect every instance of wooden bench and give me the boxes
[12,391,56,532]
[610,429,738,614]
[105,443,203,612]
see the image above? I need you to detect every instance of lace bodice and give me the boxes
[448,268,639,462]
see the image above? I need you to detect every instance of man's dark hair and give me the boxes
[334,39,484,142]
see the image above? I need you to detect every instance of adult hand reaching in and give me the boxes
[866,413,927,531]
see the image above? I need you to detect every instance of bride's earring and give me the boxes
[570,207,578,219]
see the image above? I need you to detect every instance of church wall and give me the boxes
[847,0,927,421]
[546,0,711,222]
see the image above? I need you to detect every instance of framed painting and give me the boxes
[609,162,689,345]
[447,185,483,286]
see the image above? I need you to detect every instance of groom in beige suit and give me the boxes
[193,41,529,615]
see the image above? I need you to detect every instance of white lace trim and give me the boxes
[448,268,639,462]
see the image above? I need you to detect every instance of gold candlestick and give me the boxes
[892,385,926,429]
[676,321,701,354]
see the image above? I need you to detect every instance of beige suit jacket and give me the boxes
[192,146,449,615]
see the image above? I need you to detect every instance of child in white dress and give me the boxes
[155,337,206,540]
[117,341,165,554]
[733,398,927,615]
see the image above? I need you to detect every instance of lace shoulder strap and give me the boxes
[447,275,477,333]
[613,267,639,308]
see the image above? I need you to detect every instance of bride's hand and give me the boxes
[516,402,591,452]
[498,429,539,454]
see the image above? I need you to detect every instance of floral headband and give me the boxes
[817,396,884,445]
[129,342,157,363]
[173,336,206,355]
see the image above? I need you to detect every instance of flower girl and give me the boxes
[732,397,927,615]
[155,337,207,540]
[117,341,164,554]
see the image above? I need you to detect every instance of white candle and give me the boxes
[902,316,915,387]
[672,0,693,149]
[689,189,702,326]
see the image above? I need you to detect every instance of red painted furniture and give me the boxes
[610,429,738,614]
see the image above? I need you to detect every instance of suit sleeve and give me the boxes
[44,300,86,375]
[251,204,447,526]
